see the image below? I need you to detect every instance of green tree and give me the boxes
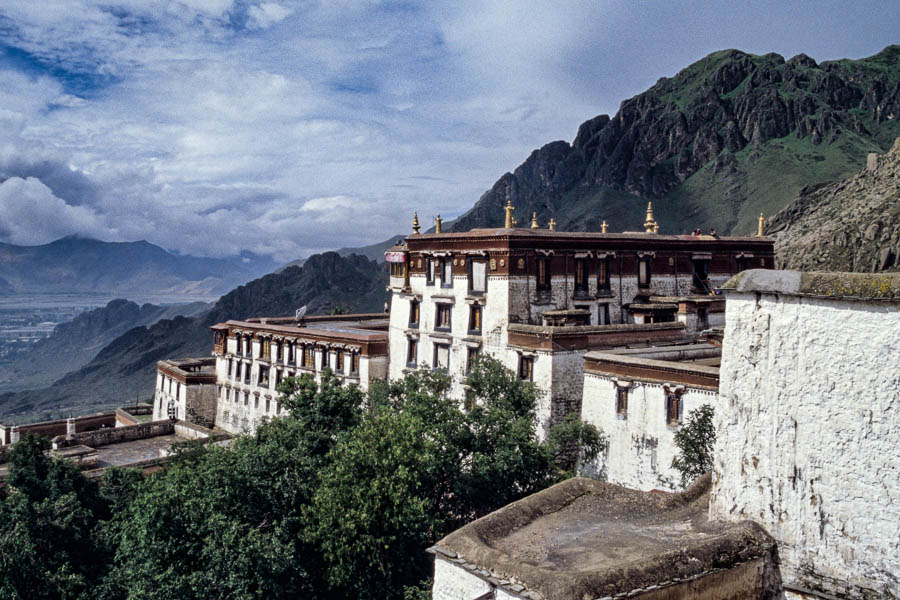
[0,434,105,600]
[671,404,716,488]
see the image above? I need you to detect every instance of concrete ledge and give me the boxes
[432,474,774,600]
[52,420,175,450]
[721,270,900,301]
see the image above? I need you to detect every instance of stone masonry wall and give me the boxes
[710,291,900,598]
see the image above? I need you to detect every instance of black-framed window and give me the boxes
[335,350,344,372]
[468,305,482,335]
[243,363,251,384]
[638,258,651,288]
[536,257,551,291]
[245,335,253,357]
[736,256,749,273]
[666,391,682,425]
[440,258,453,288]
[616,387,628,415]
[228,358,233,379]
[599,304,611,325]
[468,259,487,295]
[276,341,283,362]
[697,307,709,330]
[518,355,534,381]
[406,338,418,366]
[234,336,241,356]
[287,342,294,364]
[322,349,331,371]
[350,352,360,374]
[435,303,452,331]
[409,300,420,328]
[574,258,588,293]
[433,343,450,371]
[598,257,611,290]
[425,258,435,285]
[692,259,709,291]
[466,346,480,374]
[390,261,407,278]
[274,369,282,388]
[258,365,269,387]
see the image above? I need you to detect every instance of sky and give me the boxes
[0,0,896,262]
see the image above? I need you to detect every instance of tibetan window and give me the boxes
[574,258,588,293]
[666,391,682,425]
[435,303,452,331]
[638,258,651,288]
[616,387,628,415]
[468,259,487,295]
[518,355,534,381]
[350,352,360,374]
[598,257,611,290]
[441,258,453,288]
[468,305,482,335]
[335,350,344,372]
[407,338,418,366]
[409,300,420,328]
[536,257,551,291]
[466,346,480,374]
[433,343,450,371]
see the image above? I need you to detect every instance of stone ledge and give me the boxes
[721,269,900,301]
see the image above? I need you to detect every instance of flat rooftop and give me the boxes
[220,318,389,341]
[432,475,772,599]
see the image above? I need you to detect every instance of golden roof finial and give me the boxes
[504,198,515,229]
[530,212,539,229]
[644,202,658,233]
[412,212,420,235]
[601,220,608,233]
[434,213,443,234]
[757,212,765,237]
[548,218,556,231]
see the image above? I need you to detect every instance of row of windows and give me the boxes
[409,300,482,335]
[424,257,488,293]
[229,342,360,372]
[157,375,181,398]
[227,354,360,388]
[221,387,282,415]
[615,386,683,425]
[405,341,535,382]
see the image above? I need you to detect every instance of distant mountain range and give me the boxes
[770,137,900,272]
[0,236,278,297]
[453,45,899,236]
[0,298,210,394]
[0,252,389,423]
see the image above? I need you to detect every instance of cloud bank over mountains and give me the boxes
[0,0,896,261]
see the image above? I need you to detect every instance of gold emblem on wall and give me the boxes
[499,259,506,267]
[668,257,674,266]
[517,258,525,269]
[490,258,497,270]
[417,258,422,268]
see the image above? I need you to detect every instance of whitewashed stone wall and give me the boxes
[710,288,900,598]
[432,557,526,600]
[582,374,717,491]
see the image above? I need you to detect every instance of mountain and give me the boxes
[0,252,389,423]
[0,236,278,296]
[0,298,210,394]
[453,45,900,237]
[769,137,900,272]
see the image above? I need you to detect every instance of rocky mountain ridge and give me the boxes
[453,46,899,236]
[770,137,900,272]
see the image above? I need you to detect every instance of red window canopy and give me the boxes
[385,252,407,263]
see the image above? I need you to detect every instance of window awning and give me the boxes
[385,252,407,263]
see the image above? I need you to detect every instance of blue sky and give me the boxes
[0,0,896,261]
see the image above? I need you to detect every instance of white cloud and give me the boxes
[246,2,293,29]
[0,176,110,245]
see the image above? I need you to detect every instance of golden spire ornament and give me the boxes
[412,212,420,235]
[601,220,608,233]
[530,212,539,229]
[548,218,556,231]
[757,212,765,237]
[644,202,659,233]
[435,213,443,234]
[504,199,515,228]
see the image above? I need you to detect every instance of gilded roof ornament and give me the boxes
[644,202,659,233]
[435,213,443,234]
[549,218,556,231]
[504,199,515,229]
[412,212,420,235]
[530,212,539,229]
[757,212,765,237]
[601,220,608,233]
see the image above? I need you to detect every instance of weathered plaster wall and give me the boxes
[582,374,717,491]
[710,291,900,598]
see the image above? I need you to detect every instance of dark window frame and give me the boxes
[409,300,420,328]
[518,355,534,381]
[425,258,435,286]
[468,304,482,335]
[468,258,487,295]
[638,257,651,288]
[536,257,551,291]
[440,257,453,288]
[406,338,418,366]
[435,303,452,331]
[665,391,682,426]
[598,257,611,291]
[574,258,588,293]
[616,386,628,415]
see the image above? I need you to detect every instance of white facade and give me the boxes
[581,371,718,491]
[215,323,388,435]
[710,271,900,598]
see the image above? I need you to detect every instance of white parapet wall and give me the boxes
[710,270,900,599]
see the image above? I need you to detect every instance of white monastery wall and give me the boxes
[710,288,900,598]
[582,374,717,491]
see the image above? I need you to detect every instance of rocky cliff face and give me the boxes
[453,46,900,236]
[769,138,900,273]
